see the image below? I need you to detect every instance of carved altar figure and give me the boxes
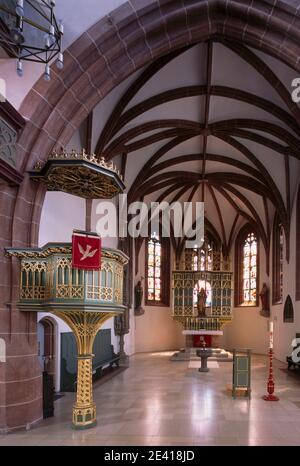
[197,288,207,317]
[259,283,270,317]
[134,279,145,316]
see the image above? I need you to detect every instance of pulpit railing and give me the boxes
[6,242,128,430]
[13,245,127,309]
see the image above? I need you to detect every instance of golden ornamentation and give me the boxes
[21,261,47,272]
[172,270,233,329]
[56,285,84,299]
[37,148,122,180]
[29,149,125,199]
[20,286,45,300]
[5,244,129,430]
[46,166,121,199]
[6,246,72,259]
[183,247,223,271]
[53,310,115,429]
[6,245,129,264]
[86,286,113,301]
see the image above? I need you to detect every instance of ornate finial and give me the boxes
[34,160,43,170]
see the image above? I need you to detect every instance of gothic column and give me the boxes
[54,311,114,429]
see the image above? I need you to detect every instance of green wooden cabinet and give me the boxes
[232,349,251,399]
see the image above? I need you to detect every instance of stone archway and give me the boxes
[2,0,300,431]
[38,317,57,378]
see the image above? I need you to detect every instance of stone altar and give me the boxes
[170,328,232,362]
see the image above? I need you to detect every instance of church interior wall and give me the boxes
[223,237,269,356]
[37,187,300,366]
[134,241,185,353]
[270,189,300,363]
[34,40,300,369]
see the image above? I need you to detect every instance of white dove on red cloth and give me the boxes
[78,243,98,261]
[72,232,101,270]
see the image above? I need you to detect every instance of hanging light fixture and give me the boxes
[0,0,64,80]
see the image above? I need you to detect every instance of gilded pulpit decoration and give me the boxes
[29,149,125,199]
[172,236,233,331]
[197,288,207,317]
[6,243,129,430]
[0,118,17,167]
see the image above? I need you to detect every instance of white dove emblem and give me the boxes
[78,243,98,261]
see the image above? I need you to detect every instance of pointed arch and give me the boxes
[284,295,294,323]
[235,224,260,307]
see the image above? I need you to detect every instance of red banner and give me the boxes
[72,232,101,270]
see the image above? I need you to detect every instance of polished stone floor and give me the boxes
[1,352,300,446]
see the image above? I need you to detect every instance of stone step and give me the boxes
[170,348,233,362]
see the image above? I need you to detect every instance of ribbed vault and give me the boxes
[90,38,300,273]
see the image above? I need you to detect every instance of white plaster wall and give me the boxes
[135,307,184,353]
[223,235,270,355]
[270,188,300,363]
[125,309,136,356]
[134,241,184,353]
[223,307,270,355]
[39,191,85,245]
[223,202,300,362]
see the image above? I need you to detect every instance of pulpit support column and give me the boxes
[73,355,96,428]
[54,310,115,429]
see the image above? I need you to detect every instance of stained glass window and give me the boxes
[242,232,258,305]
[273,215,284,303]
[185,236,216,271]
[146,233,163,303]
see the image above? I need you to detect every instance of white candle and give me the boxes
[270,321,274,349]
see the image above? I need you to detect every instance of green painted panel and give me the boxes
[232,350,251,398]
[237,357,248,372]
[60,332,77,392]
[60,328,115,392]
[237,372,248,387]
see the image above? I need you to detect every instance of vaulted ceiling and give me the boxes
[71,38,300,267]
